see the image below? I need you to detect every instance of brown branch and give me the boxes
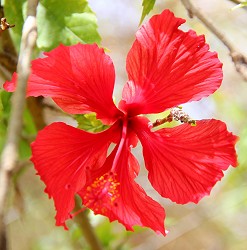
[228,0,244,5]
[181,0,247,81]
[0,7,18,80]
[27,97,46,130]
[0,52,17,77]
[0,7,46,133]
[0,2,105,250]
[0,64,12,81]
[0,0,39,248]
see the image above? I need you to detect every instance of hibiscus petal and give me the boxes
[122,9,222,116]
[31,122,119,228]
[132,117,238,204]
[3,43,121,124]
[79,142,166,235]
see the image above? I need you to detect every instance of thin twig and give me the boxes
[181,0,247,81]
[0,0,39,248]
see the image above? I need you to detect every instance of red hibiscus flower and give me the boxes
[4,10,238,235]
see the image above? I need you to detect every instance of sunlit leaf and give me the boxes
[37,0,101,51]
[139,0,156,24]
[75,113,109,132]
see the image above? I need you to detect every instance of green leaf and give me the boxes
[75,113,108,132]
[0,91,11,130]
[19,139,31,159]
[4,0,26,50]
[0,91,10,153]
[0,90,36,158]
[19,108,37,159]
[0,94,3,117]
[1,91,12,113]
[23,107,37,135]
[37,0,101,51]
[140,0,156,24]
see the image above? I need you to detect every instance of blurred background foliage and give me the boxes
[0,0,247,249]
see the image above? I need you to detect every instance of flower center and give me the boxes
[83,172,120,213]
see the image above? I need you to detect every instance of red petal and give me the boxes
[122,10,222,116]
[4,44,121,124]
[133,117,238,204]
[3,72,17,92]
[31,122,119,228]
[79,142,166,235]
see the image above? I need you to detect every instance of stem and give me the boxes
[73,202,103,250]
[181,0,247,81]
[0,0,39,248]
